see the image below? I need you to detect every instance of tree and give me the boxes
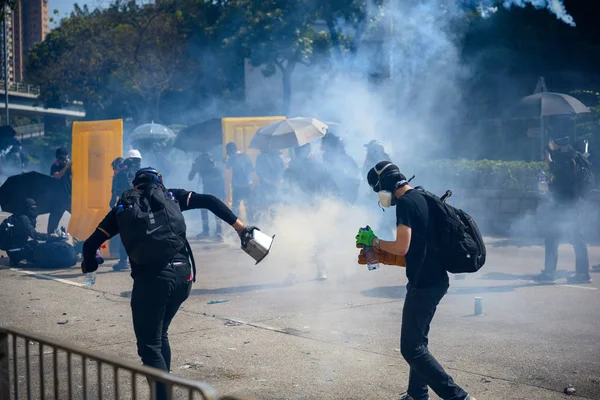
[316,0,383,60]
[26,1,207,123]
[218,0,327,115]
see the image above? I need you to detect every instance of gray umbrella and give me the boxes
[509,92,590,160]
[129,122,176,142]
[516,92,590,117]
[249,117,328,151]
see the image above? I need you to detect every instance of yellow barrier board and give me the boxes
[69,120,123,257]
[221,117,285,211]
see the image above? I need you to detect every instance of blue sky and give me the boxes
[50,0,103,27]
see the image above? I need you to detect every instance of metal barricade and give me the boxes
[0,326,247,400]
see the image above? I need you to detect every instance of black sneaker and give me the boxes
[533,272,556,284]
[566,273,592,284]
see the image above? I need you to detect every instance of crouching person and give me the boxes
[80,167,254,400]
[0,198,48,266]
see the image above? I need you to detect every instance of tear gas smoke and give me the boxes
[473,0,575,27]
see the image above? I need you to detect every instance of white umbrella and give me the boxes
[249,117,328,151]
[129,122,176,142]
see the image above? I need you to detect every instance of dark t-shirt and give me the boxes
[226,152,253,187]
[395,189,448,288]
[50,160,72,195]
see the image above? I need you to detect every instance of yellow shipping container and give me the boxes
[68,119,123,258]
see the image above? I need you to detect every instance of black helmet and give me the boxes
[132,167,163,187]
[56,146,69,159]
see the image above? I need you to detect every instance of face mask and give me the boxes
[378,191,393,208]
[370,163,407,209]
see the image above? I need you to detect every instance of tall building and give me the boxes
[1,0,50,84]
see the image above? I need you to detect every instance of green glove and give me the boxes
[356,226,377,247]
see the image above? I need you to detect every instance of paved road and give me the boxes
[1,229,599,399]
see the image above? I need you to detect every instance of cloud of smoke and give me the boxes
[474,0,575,26]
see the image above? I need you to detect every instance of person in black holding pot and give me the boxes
[80,167,255,400]
[356,161,475,400]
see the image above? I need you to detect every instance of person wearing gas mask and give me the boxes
[355,161,475,400]
[48,146,72,235]
[80,167,256,400]
[0,198,49,266]
[534,136,592,284]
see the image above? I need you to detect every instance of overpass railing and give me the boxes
[0,81,41,96]
[0,326,252,400]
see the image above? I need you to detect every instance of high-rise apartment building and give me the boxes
[1,0,50,84]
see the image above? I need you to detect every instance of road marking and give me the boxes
[6,267,85,287]
[559,284,598,291]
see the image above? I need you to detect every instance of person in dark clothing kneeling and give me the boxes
[1,198,48,266]
[80,167,253,400]
[356,161,475,400]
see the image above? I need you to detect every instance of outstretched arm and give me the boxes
[171,189,246,235]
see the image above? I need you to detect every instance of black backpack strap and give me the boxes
[184,238,197,283]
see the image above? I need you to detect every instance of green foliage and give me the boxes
[26,1,225,124]
[412,159,548,191]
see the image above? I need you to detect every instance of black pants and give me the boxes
[544,212,589,276]
[131,262,192,400]
[232,186,254,222]
[6,245,33,266]
[401,281,468,400]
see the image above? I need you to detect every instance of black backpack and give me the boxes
[0,215,15,251]
[573,153,595,197]
[417,188,486,274]
[116,183,195,278]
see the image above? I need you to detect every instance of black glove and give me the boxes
[81,258,98,274]
[81,253,104,274]
[240,225,259,247]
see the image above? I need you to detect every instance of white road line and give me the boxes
[559,284,598,291]
[6,268,86,287]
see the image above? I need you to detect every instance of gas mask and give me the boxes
[370,163,407,209]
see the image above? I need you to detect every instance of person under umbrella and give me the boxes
[321,134,360,204]
[48,146,72,235]
[255,150,285,220]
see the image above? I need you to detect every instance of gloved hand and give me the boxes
[240,225,259,245]
[355,226,377,247]
[355,243,406,267]
[81,257,99,274]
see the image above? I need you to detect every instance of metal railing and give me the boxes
[0,326,250,400]
[0,81,40,96]
[13,124,44,139]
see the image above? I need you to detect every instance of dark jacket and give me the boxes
[5,214,48,250]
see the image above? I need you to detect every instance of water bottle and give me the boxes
[83,250,104,286]
[363,246,380,271]
[537,170,548,194]
[84,271,96,286]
